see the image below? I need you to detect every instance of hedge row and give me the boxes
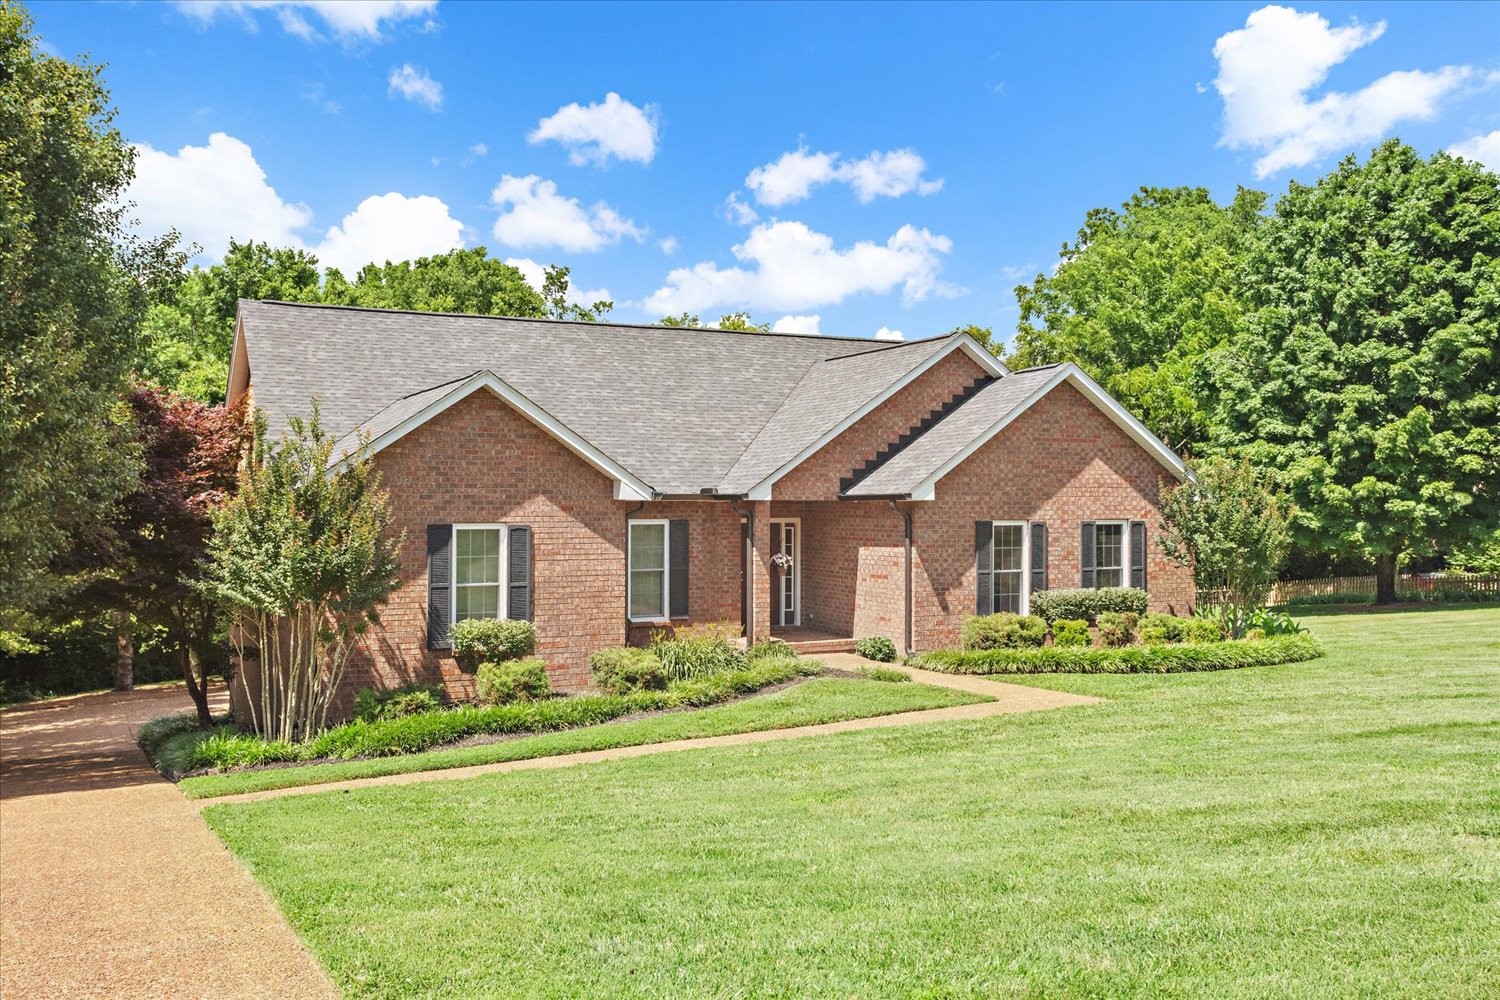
[908,634,1325,675]
[152,657,818,775]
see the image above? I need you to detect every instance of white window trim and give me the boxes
[769,517,802,627]
[1092,519,1129,590]
[991,520,1031,616]
[451,524,509,625]
[627,519,671,623]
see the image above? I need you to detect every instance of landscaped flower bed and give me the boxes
[908,633,1325,674]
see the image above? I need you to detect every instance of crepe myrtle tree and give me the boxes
[197,403,402,741]
[1158,457,1291,637]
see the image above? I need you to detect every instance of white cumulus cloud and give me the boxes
[744,146,943,207]
[771,314,822,335]
[491,175,646,252]
[643,220,962,315]
[724,192,759,226]
[388,64,442,109]
[175,1,436,41]
[128,132,313,259]
[315,192,464,274]
[503,257,612,307]
[1213,5,1475,177]
[873,327,904,342]
[529,92,659,166]
[658,236,679,255]
[1450,130,1500,171]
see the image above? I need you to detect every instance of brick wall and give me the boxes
[769,500,904,643]
[911,380,1194,651]
[773,349,987,502]
[624,499,744,647]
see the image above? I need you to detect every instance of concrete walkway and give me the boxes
[0,683,336,1000]
[204,657,1098,807]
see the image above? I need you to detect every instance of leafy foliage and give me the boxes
[196,405,402,740]
[354,683,444,723]
[911,634,1325,675]
[854,636,898,662]
[1051,619,1091,647]
[1095,612,1140,648]
[452,618,537,671]
[0,6,156,632]
[1207,141,1500,602]
[590,647,667,695]
[1158,456,1291,637]
[961,613,1048,650]
[476,657,551,705]
[1029,587,1148,624]
[1011,186,1264,448]
[539,263,612,322]
[650,622,746,680]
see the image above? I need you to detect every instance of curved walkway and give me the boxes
[202,658,1099,806]
[0,683,336,999]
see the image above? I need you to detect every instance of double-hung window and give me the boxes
[1092,521,1126,588]
[628,520,669,621]
[454,525,505,621]
[991,521,1030,614]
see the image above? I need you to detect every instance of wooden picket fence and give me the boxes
[1265,572,1500,605]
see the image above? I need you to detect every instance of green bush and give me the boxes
[1051,619,1090,647]
[452,618,537,670]
[664,657,818,707]
[745,639,798,663]
[1180,618,1223,643]
[855,636,898,662]
[136,712,203,758]
[1247,608,1308,636]
[1095,611,1139,647]
[1138,613,1185,645]
[910,634,1325,675]
[353,683,444,722]
[650,623,746,681]
[1030,587,1149,624]
[858,665,910,683]
[476,657,551,705]
[590,647,667,695]
[962,613,1047,650]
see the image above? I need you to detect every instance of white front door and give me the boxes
[771,520,800,627]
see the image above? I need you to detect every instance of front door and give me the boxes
[771,520,799,627]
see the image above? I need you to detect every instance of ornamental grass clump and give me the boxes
[196,405,402,743]
[650,622,746,680]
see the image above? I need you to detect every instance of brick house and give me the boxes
[228,300,1194,705]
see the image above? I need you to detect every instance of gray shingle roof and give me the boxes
[239,301,963,495]
[843,365,1066,497]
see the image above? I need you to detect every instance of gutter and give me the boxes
[727,496,755,645]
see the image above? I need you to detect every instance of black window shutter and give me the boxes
[975,521,993,615]
[427,524,452,649]
[1080,521,1096,590]
[669,519,690,618]
[508,525,533,621]
[1030,522,1047,593]
[1130,520,1147,591]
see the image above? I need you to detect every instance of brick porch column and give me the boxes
[748,500,772,643]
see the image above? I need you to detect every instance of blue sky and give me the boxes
[31,1,1500,344]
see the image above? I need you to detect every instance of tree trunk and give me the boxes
[180,647,212,728]
[113,608,133,691]
[1375,553,1398,605]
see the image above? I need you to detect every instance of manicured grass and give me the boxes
[182,677,986,799]
[205,607,1500,998]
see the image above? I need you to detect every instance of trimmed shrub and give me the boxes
[137,712,203,759]
[354,683,444,722]
[1051,619,1090,647]
[746,639,798,663]
[650,623,746,681]
[858,666,910,683]
[1180,618,1222,643]
[1139,613,1185,646]
[1030,587,1149,624]
[855,636,898,662]
[910,633,1325,675]
[590,647,667,695]
[962,613,1047,650]
[1096,612,1139,647]
[476,657,551,705]
[453,618,537,670]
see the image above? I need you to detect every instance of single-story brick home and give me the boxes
[228,300,1194,702]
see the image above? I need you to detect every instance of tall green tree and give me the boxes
[950,324,1002,356]
[540,264,612,322]
[0,3,149,638]
[1010,186,1264,449]
[1208,141,1500,603]
[324,246,543,317]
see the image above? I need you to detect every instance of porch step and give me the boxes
[781,637,858,655]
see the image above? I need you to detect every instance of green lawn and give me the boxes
[183,676,986,798]
[205,607,1500,998]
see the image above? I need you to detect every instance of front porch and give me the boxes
[768,624,858,655]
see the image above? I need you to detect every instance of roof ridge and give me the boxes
[241,298,952,347]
